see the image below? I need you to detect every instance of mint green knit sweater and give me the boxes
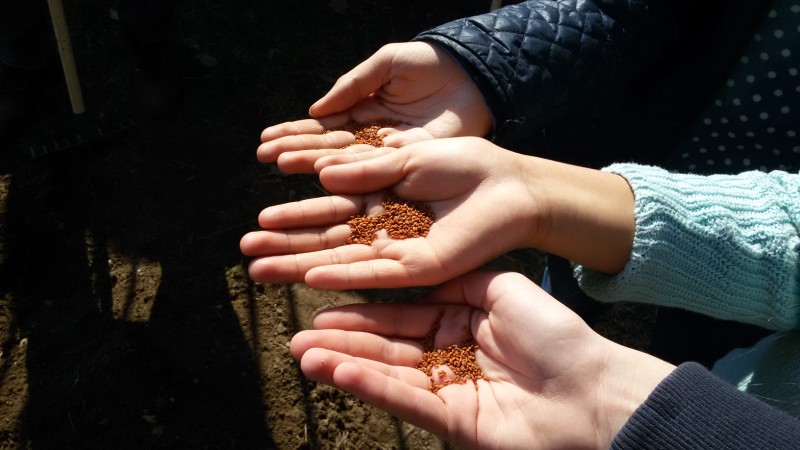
[574,164,800,415]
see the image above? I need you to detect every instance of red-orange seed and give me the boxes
[345,193,434,246]
[415,311,487,393]
[324,119,400,148]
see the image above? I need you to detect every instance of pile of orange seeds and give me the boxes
[324,120,400,147]
[345,194,434,245]
[415,311,488,393]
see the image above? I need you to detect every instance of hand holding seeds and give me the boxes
[289,270,675,450]
[241,137,544,289]
[256,42,492,173]
[256,114,399,173]
[243,135,636,288]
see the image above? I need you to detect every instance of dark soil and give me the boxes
[0,1,653,448]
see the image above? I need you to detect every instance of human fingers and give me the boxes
[291,329,423,365]
[320,137,498,199]
[302,257,429,289]
[313,146,397,173]
[257,131,354,167]
[260,118,324,143]
[309,44,399,118]
[256,195,366,229]
[332,362,448,437]
[246,245,385,284]
[259,113,353,142]
[309,303,439,334]
[434,270,603,381]
[380,126,436,148]
[302,218,507,290]
[419,270,573,364]
[312,302,474,350]
[239,224,351,257]
[274,144,377,174]
[258,113,363,169]
[316,148,412,194]
[422,270,533,311]
[297,347,429,388]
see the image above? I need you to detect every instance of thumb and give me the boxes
[318,147,411,194]
[309,45,397,117]
[423,271,553,317]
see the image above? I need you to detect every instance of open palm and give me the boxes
[256,42,492,173]
[241,138,539,289]
[290,271,640,449]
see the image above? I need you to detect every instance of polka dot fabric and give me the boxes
[671,0,799,174]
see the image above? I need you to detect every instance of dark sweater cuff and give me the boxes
[611,362,800,449]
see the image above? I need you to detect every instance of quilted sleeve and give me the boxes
[413,0,691,147]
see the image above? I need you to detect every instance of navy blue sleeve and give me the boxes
[413,1,681,142]
[611,362,800,449]
[412,0,767,165]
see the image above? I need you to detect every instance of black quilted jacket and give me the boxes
[414,0,770,167]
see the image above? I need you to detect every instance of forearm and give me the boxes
[414,0,692,141]
[521,156,635,274]
[575,166,800,331]
[611,362,800,449]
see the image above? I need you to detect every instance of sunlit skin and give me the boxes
[246,37,674,450]
[256,42,492,174]
[240,137,635,290]
[291,270,675,449]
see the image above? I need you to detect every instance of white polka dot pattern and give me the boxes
[673,0,799,174]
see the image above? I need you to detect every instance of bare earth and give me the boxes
[0,1,654,448]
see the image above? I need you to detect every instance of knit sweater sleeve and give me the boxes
[611,362,800,449]
[573,164,800,331]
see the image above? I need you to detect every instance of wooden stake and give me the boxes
[47,0,85,114]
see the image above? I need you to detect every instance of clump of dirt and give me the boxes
[345,193,434,245]
[325,120,401,147]
[415,311,487,393]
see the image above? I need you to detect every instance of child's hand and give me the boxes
[290,270,675,449]
[256,42,492,173]
[241,137,540,289]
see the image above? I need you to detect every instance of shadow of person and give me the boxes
[0,123,274,448]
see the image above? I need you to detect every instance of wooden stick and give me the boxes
[490,0,503,11]
[46,0,85,114]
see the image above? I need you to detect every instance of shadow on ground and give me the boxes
[0,1,518,448]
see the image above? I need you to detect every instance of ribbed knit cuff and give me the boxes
[611,362,800,449]
[574,164,800,331]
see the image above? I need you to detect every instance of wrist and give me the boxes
[523,158,636,274]
[497,150,552,253]
[595,341,676,448]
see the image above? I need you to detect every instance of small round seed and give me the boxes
[345,193,434,246]
[415,311,488,393]
[324,119,400,147]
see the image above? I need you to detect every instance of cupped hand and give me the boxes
[290,270,674,449]
[257,42,492,173]
[241,137,540,289]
